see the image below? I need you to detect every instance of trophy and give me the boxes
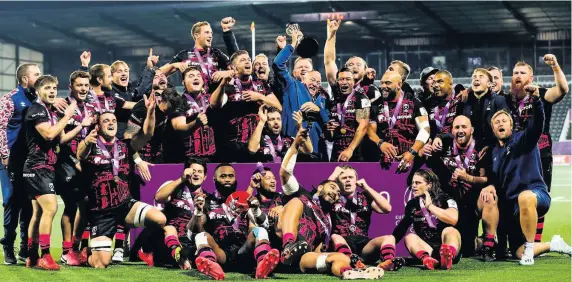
[286,22,319,58]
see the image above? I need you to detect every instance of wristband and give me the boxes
[193,209,203,216]
[377,140,384,148]
[134,157,143,165]
[409,148,418,156]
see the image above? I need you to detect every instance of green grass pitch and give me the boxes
[1,166,570,281]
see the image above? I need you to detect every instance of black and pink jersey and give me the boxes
[170,48,230,87]
[58,97,96,162]
[331,191,373,237]
[252,134,293,163]
[427,134,485,203]
[81,138,131,212]
[298,193,332,251]
[85,91,125,115]
[392,195,458,244]
[506,87,553,157]
[327,88,371,161]
[222,77,272,144]
[205,197,248,244]
[371,91,428,164]
[23,102,60,171]
[128,100,169,163]
[428,94,463,137]
[174,92,216,160]
[163,186,215,237]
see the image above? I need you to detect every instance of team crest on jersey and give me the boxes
[403,104,410,111]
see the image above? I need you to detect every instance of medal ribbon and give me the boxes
[453,139,475,169]
[96,138,119,178]
[419,198,436,228]
[263,135,284,163]
[194,48,213,80]
[383,91,404,129]
[433,91,456,129]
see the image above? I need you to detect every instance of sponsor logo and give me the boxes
[553,155,571,166]
[49,183,55,192]
[23,173,35,178]
[91,226,98,236]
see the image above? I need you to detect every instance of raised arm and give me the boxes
[155,169,192,203]
[542,54,569,104]
[519,85,545,150]
[280,128,307,195]
[221,17,239,56]
[358,179,392,214]
[248,106,267,154]
[324,19,341,87]
[272,36,297,89]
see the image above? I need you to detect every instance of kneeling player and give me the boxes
[377,169,461,270]
[77,112,166,268]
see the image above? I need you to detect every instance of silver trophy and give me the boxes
[285,22,319,58]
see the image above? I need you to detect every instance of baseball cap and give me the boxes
[420,67,439,85]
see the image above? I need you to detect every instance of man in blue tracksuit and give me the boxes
[486,84,554,265]
[273,31,329,161]
[0,63,41,264]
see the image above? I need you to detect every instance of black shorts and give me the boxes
[55,161,81,200]
[344,235,371,254]
[89,199,136,239]
[23,167,56,200]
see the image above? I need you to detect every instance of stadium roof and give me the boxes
[0,1,569,55]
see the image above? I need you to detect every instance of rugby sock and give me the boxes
[415,251,430,261]
[81,227,90,249]
[62,241,73,255]
[197,247,217,262]
[28,238,39,258]
[72,236,81,252]
[535,216,545,242]
[39,234,51,255]
[442,245,458,258]
[282,233,295,248]
[114,226,125,251]
[164,235,181,259]
[484,234,495,248]
[334,243,352,257]
[380,244,396,261]
[254,242,271,263]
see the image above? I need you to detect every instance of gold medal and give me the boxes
[55,145,60,154]
[340,128,347,135]
[114,176,120,183]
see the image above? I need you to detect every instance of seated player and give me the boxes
[428,115,495,260]
[77,112,166,268]
[248,108,311,163]
[489,84,571,265]
[152,158,215,270]
[326,166,396,269]
[187,163,281,279]
[23,75,88,270]
[276,128,383,279]
[375,169,461,270]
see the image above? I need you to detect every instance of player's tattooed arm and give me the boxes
[123,121,142,140]
[338,108,370,161]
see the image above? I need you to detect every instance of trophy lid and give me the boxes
[297,37,319,58]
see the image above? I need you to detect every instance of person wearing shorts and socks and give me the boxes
[77,112,166,268]
[376,169,462,271]
[489,84,571,265]
[24,75,87,270]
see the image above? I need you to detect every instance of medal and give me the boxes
[349,224,356,233]
[55,145,60,154]
[340,128,347,134]
[336,91,354,136]
[96,138,120,183]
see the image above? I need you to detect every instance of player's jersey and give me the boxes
[163,185,214,237]
[173,92,216,160]
[298,193,332,251]
[371,91,427,164]
[82,138,131,211]
[428,134,484,203]
[85,91,125,115]
[221,77,272,144]
[428,93,463,137]
[332,191,373,238]
[506,87,553,157]
[327,88,371,161]
[128,100,169,163]
[57,97,95,164]
[170,48,230,86]
[205,192,248,245]
[392,195,458,244]
[252,134,293,163]
[23,102,60,171]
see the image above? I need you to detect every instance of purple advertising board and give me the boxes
[133,162,416,255]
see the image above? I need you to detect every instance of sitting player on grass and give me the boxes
[373,169,461,270]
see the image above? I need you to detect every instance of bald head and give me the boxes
[379,71,402,100]
[452,115,474,147]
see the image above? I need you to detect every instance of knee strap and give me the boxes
[195,232,209,249]
[90,240,112,253]
[316,253,329,273]
[134,203,151,228]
